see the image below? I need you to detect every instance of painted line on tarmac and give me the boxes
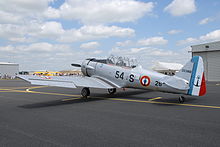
[0,88,27,93]
[0,86,30,90]
[105,97,220,109]
[0,88,81,97]
[0,90,16,92]
[26,86,49,91]
[62,95,220,109]
[0,86,47,90]
[148,97,162,101]
[62,97,82,101]
[1,88,220,109]
[26,90,81,97]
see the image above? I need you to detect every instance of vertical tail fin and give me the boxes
[176,56,206,96]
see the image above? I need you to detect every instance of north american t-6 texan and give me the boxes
[19,55,206,103]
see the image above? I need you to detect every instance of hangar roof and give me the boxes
[0,62,19,65]
[191,41,220,53]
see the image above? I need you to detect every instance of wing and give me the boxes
[18,75,118,89]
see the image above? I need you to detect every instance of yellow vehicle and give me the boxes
[33,71,60,76]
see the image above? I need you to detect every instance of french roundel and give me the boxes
[140,76,151,87]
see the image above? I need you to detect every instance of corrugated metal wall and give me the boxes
[207,51,220,81]
[192,41,220,81]
[0,64,19,77]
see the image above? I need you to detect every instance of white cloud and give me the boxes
[43,6,60,19]
[0,45,15,52]
[110,46,188,69]
[58,25,135,43]
[0,11,23,24]
[39,21,64,38]
[0,42,71,53]
[0,21,64,42]
[164,0,196,16]
[0,0,52,14]
[93,50,103,54]
[199,17,213,25]
[137,37,168,46]
[116,40,133,47]
[0,24,26,39]
[8,37,35,43]
[80,42,100,49]
[177,37,199,45]
[200,30,220,41]
[58,0,154,24]
[0,21,135,43]
[167,29,182,35]
[177,29,220,45]
[111,47,178,57]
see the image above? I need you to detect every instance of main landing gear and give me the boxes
[81,87,117,98]
[107,88,116,94]
[179,96,185,103]
[81,87,90,98]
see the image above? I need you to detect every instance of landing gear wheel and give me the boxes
[81,87,90,98]
[107,88,116,94]
[179,96,185,103]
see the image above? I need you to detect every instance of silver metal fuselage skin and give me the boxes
[81,60,188,95]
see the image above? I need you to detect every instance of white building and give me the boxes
[0,62,19,78]
[152,62,183,76]
[191,41,220,81]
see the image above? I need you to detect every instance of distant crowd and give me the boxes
[0,73,17,79]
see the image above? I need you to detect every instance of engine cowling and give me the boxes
[81,59,96,77]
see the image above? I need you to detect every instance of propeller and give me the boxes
[71,63,81,67]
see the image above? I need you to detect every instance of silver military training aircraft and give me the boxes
[19,55,206,103]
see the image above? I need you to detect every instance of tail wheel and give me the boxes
[179,96,185,103]
[81,87,90,98]
[108,88,116,94]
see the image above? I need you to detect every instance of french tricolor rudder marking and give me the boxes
[187,56,206,96]
[199,72,206,96]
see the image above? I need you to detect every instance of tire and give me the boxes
[81,87,90,98]
[179,96,185,103]
[108,88,116,94]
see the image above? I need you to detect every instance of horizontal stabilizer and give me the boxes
[160,76,189,91]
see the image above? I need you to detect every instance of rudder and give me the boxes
[176,56,206,96]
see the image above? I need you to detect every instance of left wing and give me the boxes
[18,75,118,89]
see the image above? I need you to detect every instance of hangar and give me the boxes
[0,62,19,79]
[191,41,220,81]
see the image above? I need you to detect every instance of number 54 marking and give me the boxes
[115,71,134,82]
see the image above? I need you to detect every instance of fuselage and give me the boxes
[81,59,188,95]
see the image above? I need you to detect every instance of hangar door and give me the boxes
[193,51,220,81]
[207,51,220,81]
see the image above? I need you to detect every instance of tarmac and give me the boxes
[0,79,220,147]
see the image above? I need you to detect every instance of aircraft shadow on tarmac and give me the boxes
[19,90,197,109]
[19,90,152,109]
[19,98,104,109]
[91,89,152,98]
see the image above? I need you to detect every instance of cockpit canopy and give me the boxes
[107,55,138,68]
[87,55,138,68]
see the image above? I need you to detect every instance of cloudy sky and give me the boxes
[0,0,220,71]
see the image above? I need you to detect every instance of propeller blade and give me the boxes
[71,64,81,67]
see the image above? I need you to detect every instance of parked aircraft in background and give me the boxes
[19,55,206,103]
